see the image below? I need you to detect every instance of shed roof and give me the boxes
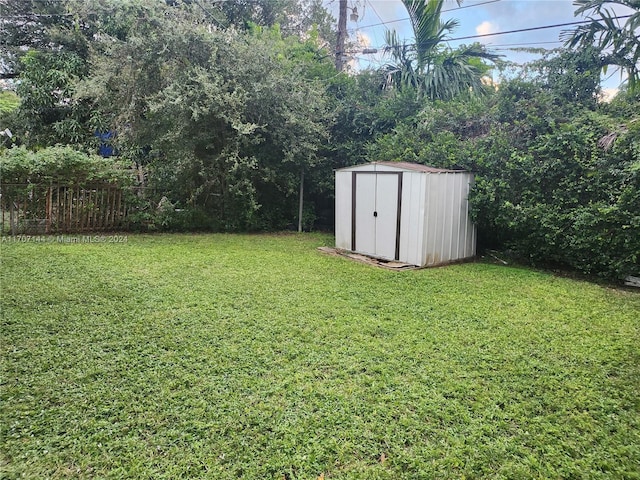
[337,161,467,173]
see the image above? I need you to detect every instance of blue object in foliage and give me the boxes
[95,131,115,157]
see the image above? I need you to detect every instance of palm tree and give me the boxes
[563,0,640,92]
[381,0,499,100]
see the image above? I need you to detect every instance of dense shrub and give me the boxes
[0,145,130,185]
[367,81,639,281]
[470,99,639,280]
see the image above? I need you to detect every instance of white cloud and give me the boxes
[356,31,372,48]
[475,20,498,36]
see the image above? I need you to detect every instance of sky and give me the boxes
[324,0,634,95]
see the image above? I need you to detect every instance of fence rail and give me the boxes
[1,183,130,234]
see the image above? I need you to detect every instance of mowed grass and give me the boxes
[1,233,639,479]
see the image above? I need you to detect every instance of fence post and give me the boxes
[46,184,52,234]
[9,200,15,235]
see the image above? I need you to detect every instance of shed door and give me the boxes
[352,172,402,260]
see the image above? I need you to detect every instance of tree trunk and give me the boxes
[335,0,347,71]
[298,168,304,233]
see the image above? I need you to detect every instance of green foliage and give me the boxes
[542,47,602,106]
[0,147,134,232]
[3,0,338,231]
[0,145,130,185]
[0,91,20,115]
[369,96,490,167]
[1,0,97,148]
[210,0,337,47]
[470,88,640,280]
[367,66,639,280]
[564,0,640,92]
[81,10,333,231]
[518,47,603,109]
[213,0,304,31]
[401,0,460,70]
[13,50,92,147]
[381,0,499,100]
[0,91,20,149]
[325,72,422,166]
[0,0,86,76]
[348,46,637,282]
[2,0,638,280]
[2,234,639,478]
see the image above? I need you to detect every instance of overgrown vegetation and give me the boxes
[368,68,640,280]
[1,234,639,479]
[0,146,130,185]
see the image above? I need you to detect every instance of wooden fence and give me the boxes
[1,183,130,234]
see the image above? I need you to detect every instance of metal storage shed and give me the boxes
[335,161,476,267]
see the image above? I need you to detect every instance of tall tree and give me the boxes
[405,0,458,72]
[381,0,499,99]
[203,0,335,39]
[82,14,331,230]
[0,0,79,78]
[519,47,603,108]
[564,0,640,92]
[0,0,98,147]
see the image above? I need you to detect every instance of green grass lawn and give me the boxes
[1,233,639,479]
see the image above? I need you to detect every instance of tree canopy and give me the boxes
[563,0,640,92]
[382,0,500,99]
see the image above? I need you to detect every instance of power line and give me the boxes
[348,0,503,54]
[351,0,387,48]
[442,0,503,14]
[491,41,563,48]
[351,0,502,31]
[446,15,632,42]
[365,0,386,25]
[348,14,633,53]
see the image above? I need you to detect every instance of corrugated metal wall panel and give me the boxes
[414,172,428,265]
[399,172,425,266]
[451,173,463,260]
[424,173,445,266]
[455,173,475,261]
[459,174,470,259]
[442,174,453,262]
[334,171,352,250]
[468,175,477,258]
[420,172,476,266]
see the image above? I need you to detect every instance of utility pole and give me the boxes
[335,0,347,71]
[298,168,304,233]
